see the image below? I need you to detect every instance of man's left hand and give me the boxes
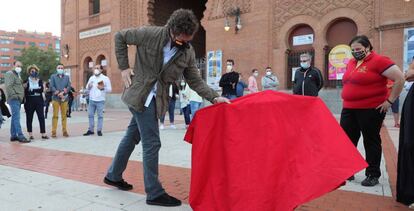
[213,96,231,104]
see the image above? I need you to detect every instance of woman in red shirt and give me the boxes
[340,35,404,187]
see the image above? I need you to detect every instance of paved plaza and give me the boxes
[0,108,410,210]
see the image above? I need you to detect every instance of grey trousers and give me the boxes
[106,98,165,200]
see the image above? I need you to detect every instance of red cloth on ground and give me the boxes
[342,51,394,109]
[184,91,367,211]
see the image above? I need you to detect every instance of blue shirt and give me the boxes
[144,39,178,107]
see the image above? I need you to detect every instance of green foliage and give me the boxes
[17,46,60,81]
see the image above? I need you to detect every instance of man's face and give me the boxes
[300,56,311,65]
[57,65,64,70]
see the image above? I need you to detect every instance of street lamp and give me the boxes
[224,7,242,34]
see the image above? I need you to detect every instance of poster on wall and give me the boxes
[404,27,414,72]
[206,50,222,90]
[328,44,353,80]
[293,34,314,46]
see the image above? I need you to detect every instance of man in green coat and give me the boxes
[104,9,229,207]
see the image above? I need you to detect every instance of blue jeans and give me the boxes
[8,99,24,138]
[159,98,176,124]
[182,105,191,125]
[106,98,165,200]
[190,101,202,121]
[88,100,105,132]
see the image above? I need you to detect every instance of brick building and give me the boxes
[61,0,414,95]
[0,30,60,83]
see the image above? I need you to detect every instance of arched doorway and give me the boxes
[83,57,93,87]
[150,0,207,60]
[324,18,357,88]
[286,24,315,88]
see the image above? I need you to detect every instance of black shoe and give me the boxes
[41,136,49,140]
[17,137,30,143]
[83,130,94,136]
[97,131,102,136]
[103,177,133,191]
[347,175,355,181]
[10,137,18,142]
[361,176,379,187]
[146,193,182,207]
[29,136,34,140]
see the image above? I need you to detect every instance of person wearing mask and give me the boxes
[5,61,29,142]
[104,9,229,207]
[236,73,247,97]
[248,69,259,93]
[23,65,48,140]
[219,59,239,99]
[397,55,414,208]
[50,64,71,138]
[293,53,323,96]
[262,67,279,91]
[159,82,179,130]
[83,64,112,136]
[340,35,404,186]
[189,86,203,121]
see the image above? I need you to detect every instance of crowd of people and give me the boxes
[0,8,414,209]
[0,62,112,142]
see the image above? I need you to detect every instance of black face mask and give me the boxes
[171,39,190,50]
[352,50,367,61]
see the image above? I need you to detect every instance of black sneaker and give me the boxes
[10,137,18,142]
[361,176,379,187]
[17,137,30,143]
[347,175,355,181]
[97,131,102,136]
[103,177,133,191]
[83,130,94,136]
[146,193,182,207]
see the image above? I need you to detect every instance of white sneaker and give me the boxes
[160,124,165,130]
[170,124,176,129]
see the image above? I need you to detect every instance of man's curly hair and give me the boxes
[166,9,199,36]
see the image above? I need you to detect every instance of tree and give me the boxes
[17,46,60,81]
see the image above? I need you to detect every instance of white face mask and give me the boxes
[94,69,101,75]
[57,69,64,75]
[266,71,272,76]
[226,65,233,73]
[181,82,185,86]
[14,67,22,73]
[253,72,259,77]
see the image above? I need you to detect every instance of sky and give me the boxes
[0,0,61,36]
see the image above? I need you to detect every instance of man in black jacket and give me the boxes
[293,53,323,96]
[219,59,239,99]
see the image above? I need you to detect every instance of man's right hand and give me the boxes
[121,68,134,88]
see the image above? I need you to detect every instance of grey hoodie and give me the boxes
[261,74,279,91]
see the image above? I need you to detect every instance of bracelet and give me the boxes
[386,99,393,104]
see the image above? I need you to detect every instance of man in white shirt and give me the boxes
[83,64,112,136]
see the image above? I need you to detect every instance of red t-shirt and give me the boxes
[341,51,394,109]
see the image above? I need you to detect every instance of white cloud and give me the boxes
[0,0,61,36]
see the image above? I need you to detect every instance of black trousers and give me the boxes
[24,96,46,133]
[340,108,386,178]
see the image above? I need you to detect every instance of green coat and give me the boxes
[115,26,218,117]
[4,70,24,103]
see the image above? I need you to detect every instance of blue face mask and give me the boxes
[300,62,310,69]
[30,72,38,78]
[57,69,64,75]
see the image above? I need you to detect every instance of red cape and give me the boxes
[184,91,367,211]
